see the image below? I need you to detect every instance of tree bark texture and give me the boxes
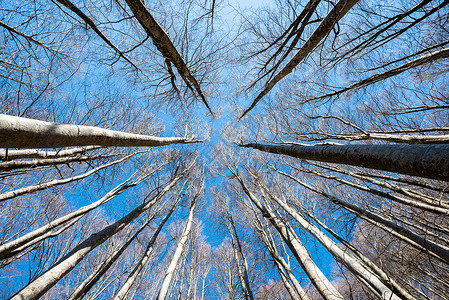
[0,114,196,148]
[240,142,449,182]
[124,0,213,114]
[240,0,360,118]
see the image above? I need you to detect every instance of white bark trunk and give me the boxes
[0,152,139,202]
[299,165,449,214]
[300,205,415,300]
[157,197,197,300]
[10,174,183,300]
[255,177,403,300]
[280,171,449,265]
[253,215,309,300]
[0,114,197,148]
[68,212,157,300]
[222,210,255,300]
[0,146,100,160]
[0,164,165,259]
[113,197,181,300]
[0,154,112,172]
[234,174,343,300]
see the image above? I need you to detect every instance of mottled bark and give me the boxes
[240,0,360,118]
[0,114,197,148]
[124,0,213,114]
[240,142,449,182]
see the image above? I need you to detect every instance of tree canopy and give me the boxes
[1,0,448,299]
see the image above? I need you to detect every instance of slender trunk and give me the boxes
[0,114,197,148]
[274,256,302,300]
[0,146,100,160]
[337,0,434,58]
[0,154,114,172]
[0,164,164,259]
[68,212,158,300]
[252,214,309,300]
[240,0,360,118]
[224,213,255,300]
[54,0,137,69]
[278,170,449,265]
[306,47,449,103]
[157,197,197,300]
[240,142,449,182]
[0,152,140,202]
[10,174,183,300]
[1,216,82,262]
[113,195,181,300]
[253,174,406,300]
[228,227,252,300]
[301,206,416,300]
[232,173,343,300]
[303,161,449,208]
[297,165,449,214]
[124,0,213,114]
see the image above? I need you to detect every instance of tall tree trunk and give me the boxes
[0,152,140,202]
[113,192,182,300]
[252,171,407,300]
[240,142,449,181]
[230,171,343,300]
[54,0,137,69]
[304,47,449,103]
[295,164,449,214]
[225,214,254,300]
[0,114,197,148]
[0,164,165,259]
[251,213,309,300]
[240,0,360,118]
[278,170,449,265]
[0,146,100,160]
[0,153,115,172]
[157,195,198,300]
[123,0,213,114]
[67,211,158,300]
[300,203,415,300]
[10,173,184,300]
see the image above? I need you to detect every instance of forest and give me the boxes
[0,0,448,299]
